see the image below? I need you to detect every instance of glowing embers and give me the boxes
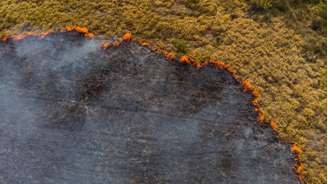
[65,26,94,38]
[2,31,53,41]
[291,143,304,181]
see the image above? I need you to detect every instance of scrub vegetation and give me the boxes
[0,0,326,183]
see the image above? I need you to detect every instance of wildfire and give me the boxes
[138,39,149,46]
[112,40,121,47]
[123,32,133,41]
[10,31,48,41]
[3,26,95,42]
[65,25,75,32]
[165,52,176,61]
[13,35,25,41]
[179,55,190,64]
[2,28,305,182]
[251,89,260,98]
[242,80,253,92]
[256,109,265,124]
[1,35,9,42]
[291,144,303,155]
[270,120,279,130]
[65,25,95,38]
[251,99,259,108]
[101,42,111,49]
[75,26,88,34]
[291,143,304,181]
[39,30,52,39]
[193,62,203,69]
[295,163,305,176]
[210,60,229,70]
[85,32,95,39]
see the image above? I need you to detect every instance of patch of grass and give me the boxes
[171,38,189,54]
[250,0,272,10]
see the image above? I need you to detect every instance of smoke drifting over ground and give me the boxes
[0,32,299,184]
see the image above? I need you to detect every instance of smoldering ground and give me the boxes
[0,31,300,184]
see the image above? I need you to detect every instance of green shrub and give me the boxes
[251,0,272,10]
[171,38,189,54]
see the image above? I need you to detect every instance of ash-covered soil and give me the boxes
[0,32,299,184]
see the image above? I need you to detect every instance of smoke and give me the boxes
[0,33,106,183]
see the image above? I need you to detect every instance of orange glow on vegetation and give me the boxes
[270,120,279,130]
[137,39,149,46]
[75,26,88,34]
[251,89,260,98]
[295,163,304,175]
[165,52,176,60]
[291,144,303,155]
[112,40,121,47]
[251,99,259,108]
[1,35,9,42]
[65,26,94,38]
[65,26,74,31]
[256,109,265,123]
[13,34,27,41]
[179,55,190,63]
[210,61,229,70]
[290,143,304,182]
[242,80,253,92]
[101,42,111,49]
[85,32,95,39]
[40,30,52,38]
[193,62,203,69]
[123,32,133,41]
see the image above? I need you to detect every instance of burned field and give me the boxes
[0,32,299,184]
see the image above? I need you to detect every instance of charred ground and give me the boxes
[0,32,300,184]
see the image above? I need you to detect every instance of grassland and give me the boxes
[0,0,326,183]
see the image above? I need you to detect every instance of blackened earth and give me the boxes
[0,32,299,184]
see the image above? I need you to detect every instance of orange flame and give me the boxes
[210,60,229,70]
[112,40,121,47]
[100,42,111,49]
[291,144,303,155]
[123,32,133,41]
[85,32,95,39]
[39,30,52,39]
[65,26,94,38]
[13,34,28,41]
[138,39,149,46]
[75,26,88,34]
[290,143,304,181]
[251,89,260,98]
[193,62,203,69]
[179,55,190,63]
[270,120,279,130]
[165,52,176,61]
[1,35,9,42]
[256,109,265,123]
[295,163,304,175]
[251,99,259,108]
[65,25,75,32]
[242,80,253,92]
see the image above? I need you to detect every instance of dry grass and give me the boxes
[0,0,326,183]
